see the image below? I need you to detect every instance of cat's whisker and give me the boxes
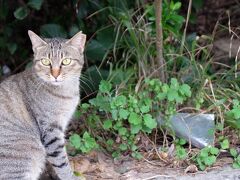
[80,79,94,93]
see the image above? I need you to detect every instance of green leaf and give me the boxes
[170,14,185,24]
[69,24,79,37]
[204,155,216,166]
[130,124,142,134]
[170,78,179,89]
[172,2,182,10]
[86,40,106,62]
[178,138,187,145]
[200,148,209,158]
[81,132,97,153]
[167,89,178,102]
[119,109,129,119]
[7,43,17,54]
[114,95,127,107]
[143,114,157,129]
[90,95,111,111]
[209,147,219,155]
[215,123,224,131]
[14,6,29,20]
[113,121,122,130]
[131,151,143,160]
[232,109,240,119]
[118,127,127,136]
[96,27,115,49]
[162,84,169,93]
[233,99,239,106]
[157,93,166,100]
[27,0,43,10]
[103,119,112,130]
[111,109,118,120]
[176,147,187,159]
[107,139,114,146]
[236,155,240,164]
[199,163,206,171]
[81,103,90,110]
[230,148,238,157]
[140,105,150,113]
[131,144,138,151]
[40,24,67,38]
[112,151,120,159]
[82,132,91,139]
[74,110,81,119]
[99,80,112,93]
[128,112,142,125]
[233,162,240,169]
[69,134,81,149]
[179,84,192,97]
[220,139,229,150]
[119,143,128,151]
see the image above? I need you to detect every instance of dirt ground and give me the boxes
[40,150,240,180]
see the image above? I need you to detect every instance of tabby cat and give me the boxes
[0,30,86,180]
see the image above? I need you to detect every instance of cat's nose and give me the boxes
[51,68,60,79]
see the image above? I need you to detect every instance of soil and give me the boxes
[40,150,240,180]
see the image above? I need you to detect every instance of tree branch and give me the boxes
[155,0,166,82]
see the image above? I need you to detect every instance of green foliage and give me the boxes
[14,6,29,20]
[145,78,191,122]
[225,99,240,129]
[230,148,240,169]
[218,136,230,150]
[174,138,187,160]
[28,0,43,10]
[145,1,185,37]
[40,24,67,38]
[76,78,191,159]
[195,146,219,171]
[69,132,98,153]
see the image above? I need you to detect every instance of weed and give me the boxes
[70,78,192,159]
[174,138,188,160]
[195,146,219,171]
[230,148,240,169]
[69,132,98,154]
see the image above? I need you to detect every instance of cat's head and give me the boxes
[28,30,86,85]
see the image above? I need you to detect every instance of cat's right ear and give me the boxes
[28,30,47,53]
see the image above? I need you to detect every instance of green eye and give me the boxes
[62,58,72,65]
[41,58,51,66]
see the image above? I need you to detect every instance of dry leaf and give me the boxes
[184,164,198,173]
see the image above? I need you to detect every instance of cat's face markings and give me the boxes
[28,30,86,85]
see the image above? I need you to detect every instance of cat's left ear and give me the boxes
[66,31,86,53]
[28,30,47,53]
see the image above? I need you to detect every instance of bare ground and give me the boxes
[40,150,240,180]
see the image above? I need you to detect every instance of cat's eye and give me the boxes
[62,58,72,66]
[41,58,51,66]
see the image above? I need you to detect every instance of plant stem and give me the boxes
[155,0,166,82]
[180,0,192,54]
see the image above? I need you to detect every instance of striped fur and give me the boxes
[0,30,86,180]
